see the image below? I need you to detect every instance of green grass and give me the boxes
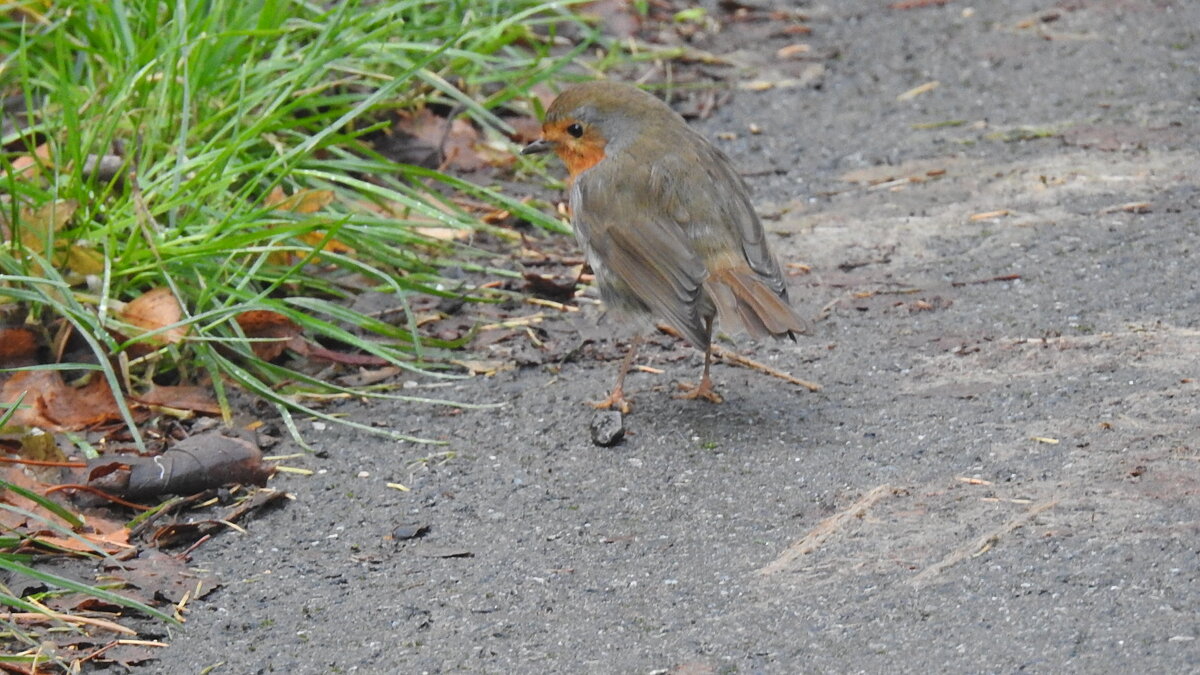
[0,0,595,448]
[0,0,603,650]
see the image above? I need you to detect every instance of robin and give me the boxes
[522,80,808,412]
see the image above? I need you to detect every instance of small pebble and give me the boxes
[392,523,429,540]
[589,410,625,447]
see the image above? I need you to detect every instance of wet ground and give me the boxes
[164,1,1199,672]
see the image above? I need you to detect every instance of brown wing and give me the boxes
[646,128,809,337]
[571,160,713,349]
[663,130,791,298]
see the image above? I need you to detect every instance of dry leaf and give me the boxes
[118,287,187,345]
[65,244,106,276]
[235,310,302,361]
[87,432,270,500]
[133,385,221,415]
[101,550,221,604]
[7,143,53,182]
[3,200,79,255]
[0,326,39,367]
[265,188,335,214]
[1,371,126,431]
[264,188,353,254]
[389,108,511,172]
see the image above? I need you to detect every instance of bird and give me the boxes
[522,80,808,412]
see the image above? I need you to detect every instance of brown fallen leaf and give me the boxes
[118,287,188,345]
[235,310,302,361]
[0,326,39,367]
[3,200,79,269]
[522,270,580,303]
[265,187,353,255]
[100,549,221,605]
[0,463,68,531]
[87,432,270,500]
[25,528,133,556]
[6,143,53,182]
[132,385,221,416]
[389,108,499,172]
[149,488,288,547]
[1,370,126,431]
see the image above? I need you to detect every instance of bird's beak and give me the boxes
[521,138,552,155]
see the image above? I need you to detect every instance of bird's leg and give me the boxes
[590,334,641,414]
[675,316,724,404]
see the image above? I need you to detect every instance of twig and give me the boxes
[711,345,822,392]
[0,457,87,468]
[43,484,153,510]
[525,297,579,312]
[656,325,822,392]
[950,274,1021,287]
[907,499,1057,587]
[2,611,136,635]
[757,484,893,575]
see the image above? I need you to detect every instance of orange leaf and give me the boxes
[0,326,39,367]
[298,229,355,254]
[1,371,125,431]
[7,143,53,182]
[264,189,352,254]
[236,310,302,360]
[119,287,187,345]
[265,188,335,214]
[31,530,133,555]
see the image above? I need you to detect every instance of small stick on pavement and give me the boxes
[757,484,893,576]
[907,499,1058,588]
[657,325,823,392]
[711,345,822,392]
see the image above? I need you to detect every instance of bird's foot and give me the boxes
[675,378,724,404]
[590,387,632,414]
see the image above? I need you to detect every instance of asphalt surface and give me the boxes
[163,1,1200,672]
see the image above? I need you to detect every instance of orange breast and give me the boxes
[556,142,607,181]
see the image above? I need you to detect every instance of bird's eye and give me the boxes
[566,122,584,138]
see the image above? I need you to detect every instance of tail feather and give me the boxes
[709,269,810,339]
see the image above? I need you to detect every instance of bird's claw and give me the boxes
[675,379,724,404]
[590,387,632,414]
